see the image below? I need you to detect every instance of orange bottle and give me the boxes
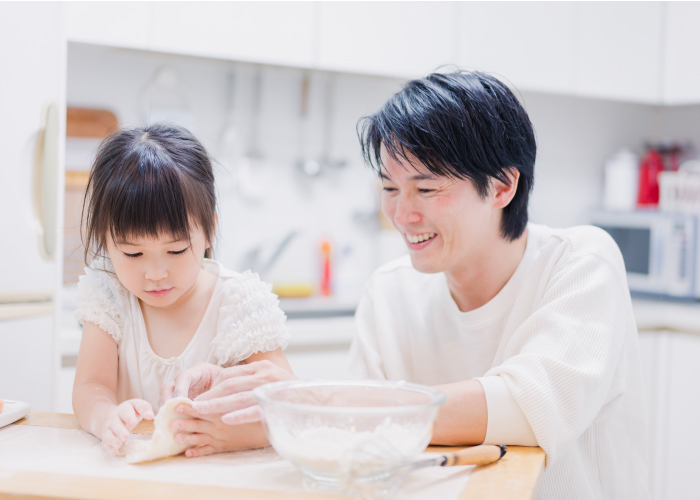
[320,240,332,296]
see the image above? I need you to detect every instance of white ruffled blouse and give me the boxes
[74,257,289,410]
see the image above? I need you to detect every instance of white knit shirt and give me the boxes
[348,224,650,500]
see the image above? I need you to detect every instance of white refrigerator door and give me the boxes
[0,314,54,411]
[0,3,63,296]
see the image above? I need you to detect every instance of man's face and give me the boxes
[105,226,210,308]
[380,147,499,275]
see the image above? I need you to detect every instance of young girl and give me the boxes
[72,124,292,458]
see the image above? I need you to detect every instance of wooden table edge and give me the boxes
[3,412,545,500]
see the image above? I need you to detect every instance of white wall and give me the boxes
[67,43,691,293]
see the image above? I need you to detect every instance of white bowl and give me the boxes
[253,380,446,484]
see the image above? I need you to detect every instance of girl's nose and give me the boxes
[144,261,168,282]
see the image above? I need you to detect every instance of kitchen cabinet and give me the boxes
[0,2,64,412]
[0,315,55,411]
[64,2,153,50]
[575,2,663,103]
[316,2,455,78]
[638,329,700,500]
[458,2,576,96]
[662,2,700,105]
[150,2,316,68]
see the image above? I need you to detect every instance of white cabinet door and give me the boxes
[663,331,700,500]
[575,2,663,103]
[64,2,153,50]
[458,2,576,95]
[0,315,55,411]
[662,2,700,105]
[151,2,315,67]
[317,2,455,78]
[0,2,61,294]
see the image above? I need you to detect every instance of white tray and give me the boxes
[0,400,31,428]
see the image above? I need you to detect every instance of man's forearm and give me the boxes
[431,379,487,446]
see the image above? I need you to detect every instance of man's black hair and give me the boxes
[357,70,536,241]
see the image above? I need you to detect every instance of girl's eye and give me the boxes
[124,252,142,259]
[169,247,189,255]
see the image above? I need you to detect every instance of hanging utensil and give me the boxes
[238,66,265,200]
[319,72,346,170]
[217,69,240,196]
[296,71,321,177]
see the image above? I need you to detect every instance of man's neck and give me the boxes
[445,228,528,313]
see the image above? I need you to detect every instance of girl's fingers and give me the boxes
[221,405,262,425]
[163,381,176,401]
[173,370,203,399]
[193,391,255,415]
[185,445,216,459]
[130,400,155,420]
[116,404,140,431]
[103,429,123,455]
[108,418,130,442]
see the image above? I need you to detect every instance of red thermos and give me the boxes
[637,149,663,207]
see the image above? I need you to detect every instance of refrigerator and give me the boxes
[0,3,65,411]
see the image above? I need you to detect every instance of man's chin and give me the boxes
[408,255,444,274]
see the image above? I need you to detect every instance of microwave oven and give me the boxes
[589,210,699,299]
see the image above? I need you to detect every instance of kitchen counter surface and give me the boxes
[0,412,545,500]
[632,297,700,334]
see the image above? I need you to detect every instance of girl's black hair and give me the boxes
[82,124,217,263]
[358,70,536,241]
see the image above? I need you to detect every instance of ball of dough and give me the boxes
[125,397,196,464]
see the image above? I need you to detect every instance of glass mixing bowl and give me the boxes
[252,380,447,484]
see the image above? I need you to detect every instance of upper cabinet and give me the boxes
[64,2,153,50]
[316,2,455,78]
[458,2,577,96]
[63,1,700,105]
[575,2,663,104]
[150,2,315,68]
[663,2,700,105]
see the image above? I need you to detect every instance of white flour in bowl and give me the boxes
[270,423,430,474]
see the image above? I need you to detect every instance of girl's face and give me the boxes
[105,226,211,308]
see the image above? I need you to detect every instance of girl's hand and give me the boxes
[101,399,154,456]
[163,362,224,401]
[170,403,269,458]
[192,360,297,425]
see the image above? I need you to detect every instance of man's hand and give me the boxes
[163,362,224,401]
[101,399,154,456]
[170,403,268,458]
[192,360,297,425]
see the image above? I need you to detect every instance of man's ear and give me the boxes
[492,168,520,209]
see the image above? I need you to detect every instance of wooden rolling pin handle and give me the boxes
[442,445,507,467]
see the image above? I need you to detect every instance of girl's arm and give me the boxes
[73,321,154,455]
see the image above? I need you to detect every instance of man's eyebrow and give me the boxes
[379,171,437,181]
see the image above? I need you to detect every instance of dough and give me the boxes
[125,397,196,464]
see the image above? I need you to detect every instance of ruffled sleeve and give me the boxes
[213,270,290,367]
[73,257,128,345]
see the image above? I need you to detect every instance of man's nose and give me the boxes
[393,193,421,226]
[144,260,168,282]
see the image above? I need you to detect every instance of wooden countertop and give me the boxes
[1,412,545,500]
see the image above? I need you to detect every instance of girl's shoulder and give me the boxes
[73,256,131,344]
[204,260,289,366]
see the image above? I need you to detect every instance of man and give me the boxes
[168,70,648,500]
[347,70,649,499]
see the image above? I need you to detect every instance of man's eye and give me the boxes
[418,188,434,194]
[124,252,142,259]
[169,248,189,255]
[382,187,397,192]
